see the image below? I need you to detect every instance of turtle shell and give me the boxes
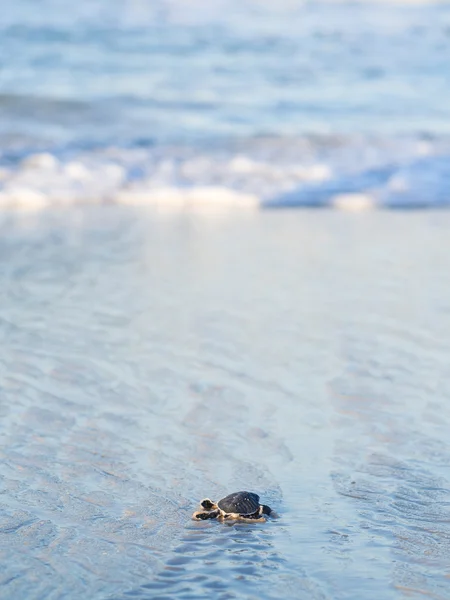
[217,491,260,515]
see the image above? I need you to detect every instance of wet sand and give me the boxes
[1,207,449,599]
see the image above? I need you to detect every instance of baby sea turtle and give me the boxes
[193,491,273,522]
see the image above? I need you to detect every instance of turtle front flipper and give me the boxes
[193,509,220,520]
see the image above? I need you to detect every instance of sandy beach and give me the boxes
[1,206,449,599]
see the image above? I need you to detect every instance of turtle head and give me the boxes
[200,498,217,510]
[261,504,272,516]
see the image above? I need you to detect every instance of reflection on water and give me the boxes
[1,207,450,599]
[120,520,292,600]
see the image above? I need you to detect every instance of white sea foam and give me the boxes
[117,186,259,210]
[331,194,376,212]
[1,138,450,211]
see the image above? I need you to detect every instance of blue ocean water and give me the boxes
[1,0,450,207]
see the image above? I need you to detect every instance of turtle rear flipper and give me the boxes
[224,508,266,523]
[244,507,266,521]
[193,509,220,520]
[238,508,266,523]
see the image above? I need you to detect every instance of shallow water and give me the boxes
[1,207,450,598]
